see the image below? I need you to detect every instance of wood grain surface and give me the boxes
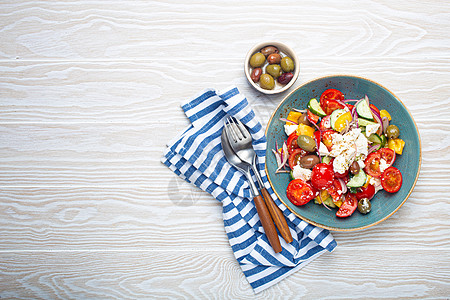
[1,0,449,299]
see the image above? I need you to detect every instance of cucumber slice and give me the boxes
[323,197,337,208]
[307,98,326,117]
[357,118,378,127]
[322,156,332,164]
[356,99,374,120]
[314,196,336,208]
[367,133,382,144]
[380,134,387,147]
[347,169,367,188]
[289,170,294,181]
[330,109,346,130]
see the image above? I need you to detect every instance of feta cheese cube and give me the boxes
[379,158,390,173]
[365,123,380,138]
[284,124,298,136]
[292,165,312,182]
[319,142,330,156]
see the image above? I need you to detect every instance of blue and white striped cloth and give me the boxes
[161,86,337,293]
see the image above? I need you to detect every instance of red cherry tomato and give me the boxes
[381,166,403,193]
[286,179,317,206]
[311,163,335,190]
[379,147,396,166]
[355,184,376,200]
[319,89,345,115]
[287,132,299,154]
[322,130,336,151]
[346,104,354,111]
[288,148,306,169]
[370,104,380,116]
[314,130,321,150]
[307,109,320,124]
[319,115,331,131]
[334,168,349,179]
[364,151,382,177]
[327,179,345,201]
[336,193,358,218]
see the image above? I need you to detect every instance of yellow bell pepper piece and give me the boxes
[296,123,315,138]
[334,111,352,132]
[315,190,330,204]
[362,175,372,189]
[380,109,391,121]
[333,199,343,208]
[388,138,405,155]
[286,111,303,125]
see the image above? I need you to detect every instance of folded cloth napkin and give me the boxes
[161,86,337,293]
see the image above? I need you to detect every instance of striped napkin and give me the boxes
[161,86,337,293]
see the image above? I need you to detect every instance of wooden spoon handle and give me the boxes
[253,194,282,253]
[260,188,293,244]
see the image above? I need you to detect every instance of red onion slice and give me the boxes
[382,117,389,134]
[368,144,379,153]
[370,107,383,134]
[279,117,298,125]
[318,191,332,211]
[338,178,348,194]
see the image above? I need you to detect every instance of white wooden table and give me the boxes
[1,1,449,298]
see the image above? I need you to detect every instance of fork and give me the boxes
[225,116,293,244]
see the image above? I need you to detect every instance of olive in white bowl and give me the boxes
[244,41,300,95]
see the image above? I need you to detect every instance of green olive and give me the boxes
[249,53,265,68]
[297,112,311,126]
[281,56,294,72]
[266,64,282,79]
[357,198,371,214]
[297,135,316,152]
[259,74,275,90]
[386,125,400,139]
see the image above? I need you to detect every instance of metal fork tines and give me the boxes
[224,116,255,167]
[224,115,293,244]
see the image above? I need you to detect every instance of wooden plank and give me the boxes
[0,186,448,250]
[0,1,448,60]
[0,58,449,123]
[0,249,448,299]
[0,120,447,186]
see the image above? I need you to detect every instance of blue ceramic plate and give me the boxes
[265,75,421,231]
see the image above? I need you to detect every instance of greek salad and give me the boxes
[272,89,405,218]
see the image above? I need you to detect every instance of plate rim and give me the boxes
[264,74,422,231]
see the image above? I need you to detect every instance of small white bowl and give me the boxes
[244,41,300,95]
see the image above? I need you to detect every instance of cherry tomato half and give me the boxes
[287,132,299,154]
[370,104,380,116]
[346,104,354,112]
[311,163,335,190]
[379,147,396,166]
[286,179,317,206]
[322,130,336,151]
[355,184,376,200]
[381,166,403,193]
[288,148,306,169]
[307,109,320,124]
[336,193,358,218]
[327,179,344,201]
[364,151,382,177]
[320,89,345,115]
[334,168,349,179]
[319,115,331,132]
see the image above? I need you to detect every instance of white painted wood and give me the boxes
[0,0,449,298]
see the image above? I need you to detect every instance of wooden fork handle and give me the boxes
[253,194,282,253]
[260,188,293,244]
